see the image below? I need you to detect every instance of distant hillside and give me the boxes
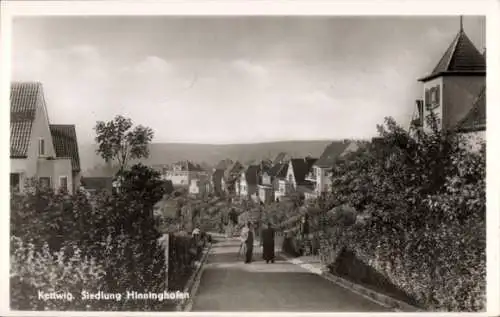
[79,140,336,176]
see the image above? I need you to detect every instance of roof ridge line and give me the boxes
[444,30,462,71]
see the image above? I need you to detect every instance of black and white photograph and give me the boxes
[1,0,497,314]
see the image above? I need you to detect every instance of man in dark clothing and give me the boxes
[245,222,254,264]
[261,222,275,263]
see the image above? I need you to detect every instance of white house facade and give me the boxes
[10,82,81,194]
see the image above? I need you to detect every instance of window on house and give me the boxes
[39,177,51,189]
[38,138,45,156]
[288,174,293,183]
[59,176,68,191]
[425,85,440,111]
[416,99,424,125]
[10,173,20,192]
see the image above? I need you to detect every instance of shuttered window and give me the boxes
[60,176,68,190]
[425,89,431,110]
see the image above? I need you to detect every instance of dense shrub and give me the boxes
[10,164,169,311]
[318,117,486,311]
[275,115,485,312]
[10,236,105,311]
[167,234,202,290]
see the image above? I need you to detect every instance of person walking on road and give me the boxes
[261,221,275,263]
[244,222,254,264]
[238,224,248,259]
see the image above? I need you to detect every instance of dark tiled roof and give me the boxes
[244,165,260,185]
[290,158,311,184]
[275,163,288,179]
[339,141,363,158]
[419,30,486,82]
[458,86,486,132]
[273,152,288,164]
[50,124,81,172]
[81,177,113,191]
[314,141,350,168]
[224,161,244,179]
[173,161,204,171]
[215,159,233,170]
[10,82,43,157]
[212,169,225,182]
[191,162,204,171]
[268,163,285,177]
[305,157,317,170]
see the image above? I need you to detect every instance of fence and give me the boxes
[158,232,209,292]
[276,226,323,263]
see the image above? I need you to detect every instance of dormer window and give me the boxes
[38,138,45,156]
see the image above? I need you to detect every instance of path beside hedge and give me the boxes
[190,237,390,312]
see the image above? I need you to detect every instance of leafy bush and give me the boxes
[167,234,200,290]
[275,115,485,311]
[318,117,486,311]
[10,165,169,311]
[10,236,105,311]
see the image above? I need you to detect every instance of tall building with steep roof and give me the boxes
[412,18,485,136]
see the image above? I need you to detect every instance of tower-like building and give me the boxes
[411,18,486,142]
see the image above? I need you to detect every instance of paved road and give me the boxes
[191,237,390,312]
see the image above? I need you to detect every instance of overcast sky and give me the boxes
[12,16,485,144]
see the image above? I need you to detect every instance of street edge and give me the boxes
[280,253,423,312]
[175,243,212,312]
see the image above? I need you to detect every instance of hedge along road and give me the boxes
[190,236,390,312]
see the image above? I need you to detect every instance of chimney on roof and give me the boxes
[459,15,464,32]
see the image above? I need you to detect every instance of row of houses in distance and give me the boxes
[9,22,484,197]
[151,161,211,196]
[207,140,359,204]
[193,22,487,203]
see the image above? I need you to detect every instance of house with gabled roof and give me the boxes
[211,168,225,195]
[189,174,211,197]
[274,157,317,201]
[307,140,353,195]
[273,152,290,165]
[236,164,260,200]
[214,159,233,171]
[223,160,244,194]
[10,82,81,193]
[163,160,207,187]
[258,162,287,203]
[410,19,486,148]
[272,163,289,202]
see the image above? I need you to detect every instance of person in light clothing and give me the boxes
[238,224,248,259]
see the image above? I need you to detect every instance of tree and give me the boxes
[120,163,166,214]
[94,115,154,176]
